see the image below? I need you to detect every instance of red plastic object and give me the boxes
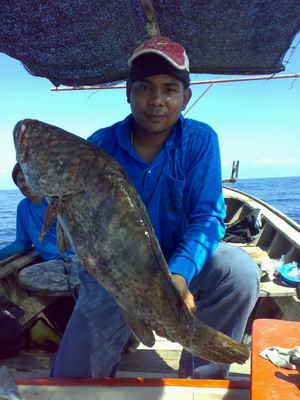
[251,318,300,400]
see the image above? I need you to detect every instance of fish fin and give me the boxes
[123,311,155,348]
[56,222,71,254]
[39,197,60,241]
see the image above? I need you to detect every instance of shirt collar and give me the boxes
[165,114,184,150]
[116,114,133,152]
[115,113,184,152]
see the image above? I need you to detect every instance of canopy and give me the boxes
[0,1,299,86]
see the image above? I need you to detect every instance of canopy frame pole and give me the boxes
[139,0,161,36]
[50,73,300,91]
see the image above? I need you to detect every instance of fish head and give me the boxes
[13,119,89,197]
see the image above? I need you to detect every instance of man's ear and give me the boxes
[182,87,192,110]
[126,81,131,104]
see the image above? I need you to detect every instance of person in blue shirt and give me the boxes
[0,163,80,295]
[51,36,260,379]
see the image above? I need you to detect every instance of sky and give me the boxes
[1,34,300,189]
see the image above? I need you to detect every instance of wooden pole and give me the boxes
[139,0,160,37]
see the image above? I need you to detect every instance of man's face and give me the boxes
[127,74,191,136]
[16,171,40,200]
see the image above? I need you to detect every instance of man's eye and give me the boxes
[166,88,176,94]
[138,84,148,90]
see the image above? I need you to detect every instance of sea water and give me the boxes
[226,176,300,225]
[0,190,23,247]
[0,176,300,248]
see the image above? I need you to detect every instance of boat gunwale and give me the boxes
[16,376,250,389]
[223,185,300,233]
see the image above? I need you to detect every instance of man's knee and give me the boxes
[191,243,260,301]
[221,244,260,295]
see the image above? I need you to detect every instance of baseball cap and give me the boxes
[128,36,190,72]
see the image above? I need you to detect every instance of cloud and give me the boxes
[253,157,299,166]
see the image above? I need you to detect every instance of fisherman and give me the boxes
[51,36,260,379]
[0,163,80,295]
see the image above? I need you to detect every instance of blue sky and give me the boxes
[1,34,299,189]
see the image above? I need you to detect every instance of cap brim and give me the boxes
[128,49,189,71]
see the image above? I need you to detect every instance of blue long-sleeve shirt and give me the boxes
[88,114,226,284]
[0,197,71,261]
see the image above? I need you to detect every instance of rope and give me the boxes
[183,83,214,116]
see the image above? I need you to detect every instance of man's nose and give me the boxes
[148,88,165,105]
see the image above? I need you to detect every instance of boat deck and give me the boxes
[3,333,251,382]
[117,335,251,381]
[1,242,298,382]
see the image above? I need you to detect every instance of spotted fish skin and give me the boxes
[13,119,249,365]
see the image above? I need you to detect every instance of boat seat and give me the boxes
[228,245,298,301]
[237,245,270,266]
[251,318,300,400]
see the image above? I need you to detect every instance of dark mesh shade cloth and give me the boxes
[0,0,299,86]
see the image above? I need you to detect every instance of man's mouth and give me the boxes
[145,114,167,120]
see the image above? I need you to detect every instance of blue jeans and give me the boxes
[181,243,260,378]
[51,267,130,378]
[51,243,260,378]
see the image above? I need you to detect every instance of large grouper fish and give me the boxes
[13,119,249,365]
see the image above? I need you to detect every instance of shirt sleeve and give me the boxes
[0,201,33,261]
[0,240,30,260]
[168,124,226,284]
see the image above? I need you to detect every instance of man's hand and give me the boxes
[148,274,196,338]
[172,274,197,314]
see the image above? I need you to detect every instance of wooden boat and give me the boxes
[1,186,299,386]
[1,1,300,398]
[223,185,300,321]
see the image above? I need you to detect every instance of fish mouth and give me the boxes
[13,119,30,143]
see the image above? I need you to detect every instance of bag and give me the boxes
[0,296,24,359]
[0,295,24,320]
[223,208,262,244]
[0,310,23,359]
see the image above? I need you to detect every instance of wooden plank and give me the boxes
[229,245,297,299]
[118,349,180,377]
[0,250,39,279]
[274,296,300,320]
[1,274,56,327]
[2,350,54,375]
[260,279,297,298]
[7,335,250,382]
[139,0,161,36]
[18,296,55,326]
[118,334,250,380]
[239,246,270,266]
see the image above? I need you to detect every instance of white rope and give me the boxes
[183,83,214,116]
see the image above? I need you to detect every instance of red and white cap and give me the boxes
[128,36,190,72]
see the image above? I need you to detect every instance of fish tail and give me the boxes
[188,320,249,365]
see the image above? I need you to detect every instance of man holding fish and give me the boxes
[14,37,260,379]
